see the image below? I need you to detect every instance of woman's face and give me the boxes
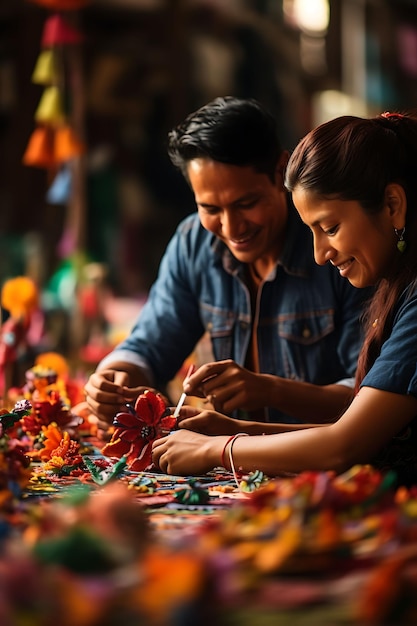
[292,188,399,288]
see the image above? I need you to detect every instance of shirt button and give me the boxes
[302,327,311,339]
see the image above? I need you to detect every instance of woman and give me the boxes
[152,111,417,486]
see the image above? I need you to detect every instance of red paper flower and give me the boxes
[101,390,175,471]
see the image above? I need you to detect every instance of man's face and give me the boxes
[187,158,288,266]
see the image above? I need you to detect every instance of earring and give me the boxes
[395,227,407,253]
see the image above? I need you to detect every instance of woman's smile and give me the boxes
[333,257,355,277]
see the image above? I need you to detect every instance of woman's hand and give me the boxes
[152,429,223,475]
[176,405,245,435]
[183,359,270,414]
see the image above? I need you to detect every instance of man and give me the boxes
[85,96,370,426]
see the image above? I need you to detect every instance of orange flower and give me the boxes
[1,277,38,319]
[35,353,69,379]
[39,422,64,461]
[51,431,79,459]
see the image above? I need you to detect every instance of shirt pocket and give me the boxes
[200,304,239,361]
[278,310,335,345]
[275,310,337,382]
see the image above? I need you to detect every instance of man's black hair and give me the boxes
[167,96,282,181]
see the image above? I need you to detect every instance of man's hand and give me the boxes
[84,369,130,425]
[85,367,170,428]
[183,359,269,414]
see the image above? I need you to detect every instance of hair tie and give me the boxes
[380,111,405,120]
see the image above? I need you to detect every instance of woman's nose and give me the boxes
[314,236,334,266]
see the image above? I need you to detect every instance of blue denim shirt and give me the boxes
[101,206,371,423]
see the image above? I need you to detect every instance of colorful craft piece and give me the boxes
[28,0,90,10]
[34,85,65,125]
[24,125,84,168]
[41,431,84,474]
[34,352,86,410]
[54,124,85,161]
[1,277,38,320]
[0,399,33,500]
[41,13,83,47]
[24,364,58,398]
[0,277,40,395]
[84,455,127,486]
[31,48,59,85]
[238,468,265,492]
[101,390,176,471]
[37,422,68,461]
[0,399,32,433]
[174,478,210,505]
[22,125,55,168]
[46,165,72,204]
[23,5,85,173]
[35,352,69,379]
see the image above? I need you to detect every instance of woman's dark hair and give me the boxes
[167,96,282,182]
[284,112,417,387]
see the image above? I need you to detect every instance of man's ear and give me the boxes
[275,150,290,189]
[385,182,407,228]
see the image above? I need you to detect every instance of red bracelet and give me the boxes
[221,435,237,468]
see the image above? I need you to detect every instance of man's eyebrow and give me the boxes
[230,192,259,205]
[197,192,257,209]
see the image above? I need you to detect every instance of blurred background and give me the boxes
[1,0,417,372]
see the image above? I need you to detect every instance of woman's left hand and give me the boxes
[152,429,223,475]
[176,405,244,435]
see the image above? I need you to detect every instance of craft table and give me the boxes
[1,388,416,625]
[17,448,417,626]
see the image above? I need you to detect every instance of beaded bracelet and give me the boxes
[228,433,250,488]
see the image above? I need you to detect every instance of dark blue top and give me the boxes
[361,281,417,484]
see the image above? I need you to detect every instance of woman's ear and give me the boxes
[385,182,407,228]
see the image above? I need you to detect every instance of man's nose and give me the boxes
[220,209,242,238]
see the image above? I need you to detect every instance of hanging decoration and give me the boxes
[22,7,87,171]
[46,163,72,204]
[31,49,59,85]
[41,13,84,47]
[22,126,56,168]
[27,0,89,10]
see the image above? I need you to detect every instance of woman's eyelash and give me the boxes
[324,225,339,236]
